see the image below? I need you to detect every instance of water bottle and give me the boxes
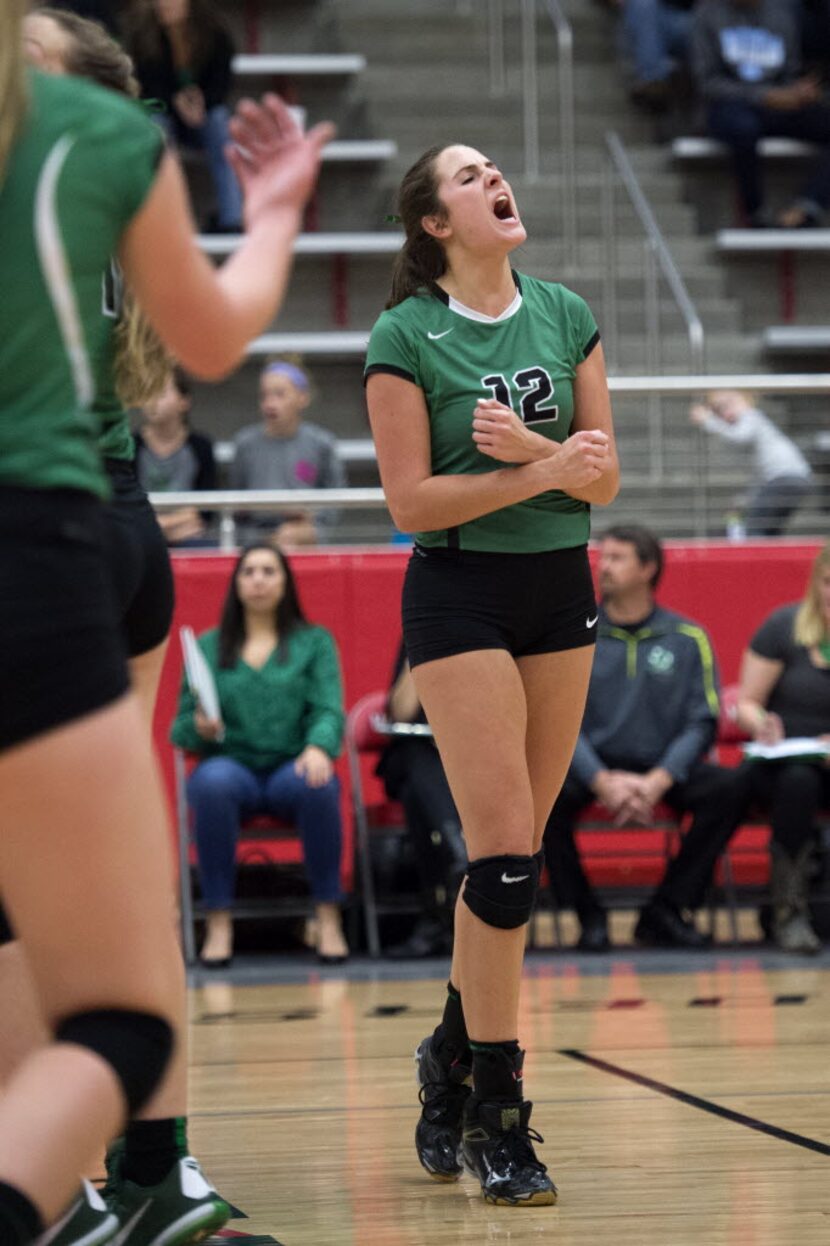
[725,512,746,541]
[219,513,237,551]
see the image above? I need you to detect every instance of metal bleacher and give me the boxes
[231,53,367,77]
[672,135,830,359]
[198,232,404,259]
[671,136,815,162]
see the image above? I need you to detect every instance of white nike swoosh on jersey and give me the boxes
[427,328,453,340]
[501,873,530,884]
[586,615,599,628]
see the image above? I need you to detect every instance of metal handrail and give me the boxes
[489,0,506,95]
[606,374,830,394]
[605,131,705,374]
[520,0,577,259]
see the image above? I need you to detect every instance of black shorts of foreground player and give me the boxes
[365,142,619,1205]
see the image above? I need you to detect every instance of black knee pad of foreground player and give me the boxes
[55,1008,174,1115]
[0,902,15,947]
[463,854,539,929]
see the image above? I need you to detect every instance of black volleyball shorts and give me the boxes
[102,458,175,657]
[402,543,598,669]
[0,486,129,753]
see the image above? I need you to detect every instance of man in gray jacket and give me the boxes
[691,0,830,226]
[543,526,750,950]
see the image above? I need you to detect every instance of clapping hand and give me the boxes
[227,94,336,229]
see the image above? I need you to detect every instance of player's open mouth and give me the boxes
[492,193,517,222]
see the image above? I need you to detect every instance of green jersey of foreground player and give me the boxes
[0,1,332,1240]
[365,144,619,1206]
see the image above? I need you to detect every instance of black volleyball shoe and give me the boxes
[459,1096,558,1206]
[414,1034,472,1181]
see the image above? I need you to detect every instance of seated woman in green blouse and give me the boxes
[171,543,348,965]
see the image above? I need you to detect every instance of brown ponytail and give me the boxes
[115,290,173,408]
[0,0,28,182]
[386,144,450,309]
[37,7,140,97]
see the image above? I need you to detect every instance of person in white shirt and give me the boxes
[690,389,813,535]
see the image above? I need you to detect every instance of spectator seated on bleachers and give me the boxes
[690,0,830,227]
[231,358,346,548]
[732,539,830,953]
[122,0,243,232]
[375,642,467,958]
[689,389,813,536]
[134,367,218,546]
[170,543,349,966]
[543,525,751,951]
[619,0,697,114]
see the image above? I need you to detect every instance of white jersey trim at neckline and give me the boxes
[447,288,523,324]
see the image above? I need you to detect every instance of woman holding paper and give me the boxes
[735,541,830,953]
[171,544,348,965]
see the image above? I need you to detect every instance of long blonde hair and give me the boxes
[794,540,830,646]
[35,6,172,406]
[0,0,28,182]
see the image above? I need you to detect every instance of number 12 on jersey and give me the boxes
[482,368,559,427]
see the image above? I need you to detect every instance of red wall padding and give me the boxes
[154,541,821,890]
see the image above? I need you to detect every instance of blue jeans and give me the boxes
[187,755,342,909]
[161,105,243,230]
[622,0,693,84]
[706,100,830,218]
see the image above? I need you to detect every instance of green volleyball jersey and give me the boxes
[365,273,600,553]
[0,71,162,495]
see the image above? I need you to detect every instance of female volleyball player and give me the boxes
[365,143,619,1206]
[0,1,331,1238]
[0,11,237,1243]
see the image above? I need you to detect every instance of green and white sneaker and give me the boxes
[106,1157,230,1246]
[36,1180,120,1246]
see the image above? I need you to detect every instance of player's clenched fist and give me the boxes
[545,429,609,491]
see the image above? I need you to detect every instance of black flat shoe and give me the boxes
[576,912,610,953]
[199,955,233,969]
[316,950,349,965]
[634,900,711,949]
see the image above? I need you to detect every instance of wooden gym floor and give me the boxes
[183,930,830,1246]
[178,936,822,1241]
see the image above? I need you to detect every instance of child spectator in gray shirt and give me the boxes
[690,389,812,535]
[231,360,345,546]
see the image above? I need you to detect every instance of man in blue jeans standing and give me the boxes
[691,0,830,226]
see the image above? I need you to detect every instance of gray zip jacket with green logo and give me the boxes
[571,605,721,788]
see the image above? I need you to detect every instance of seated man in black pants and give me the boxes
[691,0,830,227]
[376,642,467,957]
[543,525,750,950]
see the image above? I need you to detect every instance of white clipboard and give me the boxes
[180,626,225,742]
[743,737,830,762]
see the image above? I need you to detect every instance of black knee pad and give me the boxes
[55,1008,174,1116]
[0,902,15,948]
[463,854,539,929]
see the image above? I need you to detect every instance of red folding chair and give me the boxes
[174,748,314,966]
[345,690,416,958]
